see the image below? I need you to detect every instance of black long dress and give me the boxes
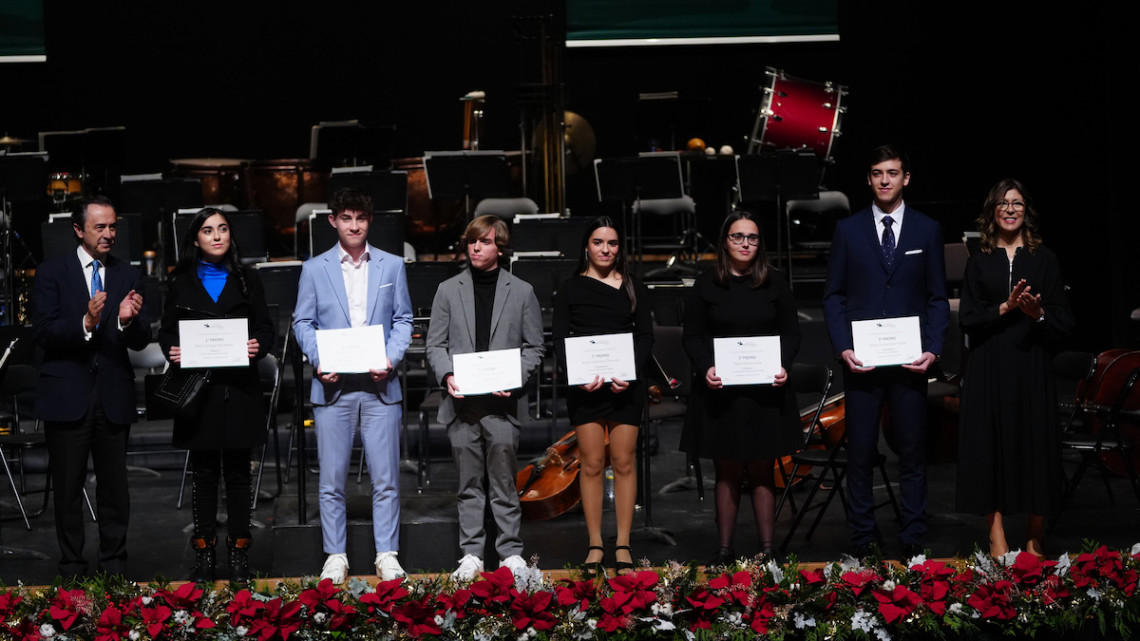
[552,275,654,427]
[680,270,802,460]
[955,246,1074,515]
[158,268,276,450]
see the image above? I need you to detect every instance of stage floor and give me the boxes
[4,407,1138,587]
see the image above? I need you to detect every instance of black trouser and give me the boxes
[45,393,131,578]
[190,448,253,541]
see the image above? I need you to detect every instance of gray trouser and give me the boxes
[447,410,523,559]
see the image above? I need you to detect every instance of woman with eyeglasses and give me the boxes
[553,216,653,576]
[956,179,1073,559]
[159,207,276,584]
[681,211,801,565]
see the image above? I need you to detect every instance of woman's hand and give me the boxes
[772,367,788,387]
[247,338,259,359]
[610,377,630,393]
[168,346,181,364]
[1001,279,1029,315]
[580,375,604,392]
[1017,291,1044,319]
[705,366,723,389]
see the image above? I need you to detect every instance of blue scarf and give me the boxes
[197,260,228,303]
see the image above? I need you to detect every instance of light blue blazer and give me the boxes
[293,244,413,406]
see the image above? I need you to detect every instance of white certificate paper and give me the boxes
[453,348,522,395]
[714,336,782,385]
[563,333,637,386]
[851,316,922,367]
[179,318,249,369]
[316,325,388,373]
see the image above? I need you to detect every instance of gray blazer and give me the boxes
[425,268,545,426]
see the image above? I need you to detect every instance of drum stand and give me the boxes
[631,396,677,547]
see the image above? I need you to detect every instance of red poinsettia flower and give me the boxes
[684,587,725,631]
[94,605,131,641]
[1010,551,1046,586]
[873,585,923,624]
[608,570,659,612]
[247,597,304,641]
[140,604,172,638]
[967,580,1016,621]
[226,588,264,626]
[0,591,22,626]
[749,595,776,635]
[1041,574,1071,605]
[555,579,597,611]
[841,569,878,597]
[799,568,826,585]
[470,567,515,604]
[392,595,442,638]
[509,590,556,631]
[708,571,753,607]
[359,578,410,620]
[48,588,89,631]
[299,578,342,610]
[436,588,472,620]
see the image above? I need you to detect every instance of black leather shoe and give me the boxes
[900,542,924,560]
[761,547,784,565]
[709,546,735,566]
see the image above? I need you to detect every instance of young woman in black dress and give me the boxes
[956,179,1073,559]
[681,212,801,564]
[553,217,653,575]
[159,208,275,583]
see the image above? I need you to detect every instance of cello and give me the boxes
[1081,349,1140,476]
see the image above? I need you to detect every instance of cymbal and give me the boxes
[563,111,596,177]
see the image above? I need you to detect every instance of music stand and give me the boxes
[593,154,685,278]
[423,151,513,223]
[736,151,820,286]
[308,209,404,258]
[312,122,395,168]
[326,170,409,215]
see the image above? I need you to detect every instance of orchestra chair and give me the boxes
[773,363,834,520]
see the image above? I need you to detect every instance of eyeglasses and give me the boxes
[727,233,761,246]
[997,201,1025,211]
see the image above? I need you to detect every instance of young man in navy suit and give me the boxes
[293,188,413,583]
[822,145,949,559]
[33,195,150,578]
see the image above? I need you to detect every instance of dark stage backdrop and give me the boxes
[1,1,1131,348]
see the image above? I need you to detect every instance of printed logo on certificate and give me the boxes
[851,316,922,367]
[452,348,523,396]
[316,325,388,373]
[713,336,781,385]
[563,333,637,386]
[179,318,249,369]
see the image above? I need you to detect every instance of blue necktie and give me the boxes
[881,216,896,266]
[91,260,103,329]
[91,259,103,296]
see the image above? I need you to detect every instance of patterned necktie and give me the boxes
[881,216,896,266]
[91,259,103,296]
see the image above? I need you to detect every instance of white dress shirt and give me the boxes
[337,243,370,328]
[872,200,905,247]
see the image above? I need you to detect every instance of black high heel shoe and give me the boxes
[614,545,634,575]
[582,545,606,578]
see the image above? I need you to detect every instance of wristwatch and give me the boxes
[1036,312,1046,323]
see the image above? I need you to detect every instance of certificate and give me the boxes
[316,325,388,373]
[563,333,637,386]
[453,348,522,395]
[179,318,249,369]
[714,336,782,385]
[851,316,922,367]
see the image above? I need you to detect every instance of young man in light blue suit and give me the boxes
[293,187,414,582]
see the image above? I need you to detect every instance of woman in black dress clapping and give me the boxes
[681,212,801,564]
[956,179,1073,559]
[553,217,653,575]
[159,208,275,584]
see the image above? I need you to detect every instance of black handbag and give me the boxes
[153,366,211,417]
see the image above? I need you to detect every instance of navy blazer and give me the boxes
[822,205,949,358]
[32,251,151,425]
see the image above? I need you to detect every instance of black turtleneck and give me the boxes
[471,266,498,352]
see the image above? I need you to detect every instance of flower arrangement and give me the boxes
[3,542,1138,641]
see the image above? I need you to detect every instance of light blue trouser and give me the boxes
[313,387,402,554]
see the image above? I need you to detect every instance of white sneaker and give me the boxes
[499,554,529,588]
[375,551,406,581]
[320,553,349,584]
[450,554,484,582]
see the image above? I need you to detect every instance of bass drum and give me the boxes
[754,68,847,162]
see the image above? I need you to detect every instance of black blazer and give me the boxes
[32,251,151,425]
[158,267,275,450]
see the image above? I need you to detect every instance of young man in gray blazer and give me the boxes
[426,215,545,582]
